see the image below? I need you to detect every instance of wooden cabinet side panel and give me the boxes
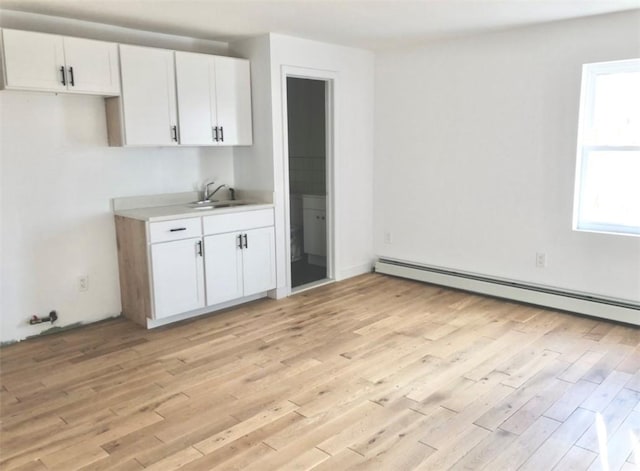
[115,216,151,326]
[0,29,6,90]
[105,97,124,146]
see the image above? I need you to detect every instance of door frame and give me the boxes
[280,66,337,295]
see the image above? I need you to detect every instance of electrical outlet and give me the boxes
[78,275,89,292]
[536,252,547,268]
[384,232,393,244]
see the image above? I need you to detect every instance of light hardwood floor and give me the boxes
[1,273,639,470]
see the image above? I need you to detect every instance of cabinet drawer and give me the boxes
[203,208,274,235]
[149,217,201,243]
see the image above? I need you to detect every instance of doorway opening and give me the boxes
[286,76,330,290]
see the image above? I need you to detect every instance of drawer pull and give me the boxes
[169,227,187,232]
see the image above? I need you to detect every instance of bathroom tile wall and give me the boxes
[287,77,326,196]
[289,155,325,195]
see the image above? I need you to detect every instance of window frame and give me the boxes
[572,58,640,237]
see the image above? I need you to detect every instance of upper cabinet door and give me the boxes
[119,44,178,146]
[213,56,253,146]
[175,51,215,146]
[62,36,119,95]
[1,29,66,92]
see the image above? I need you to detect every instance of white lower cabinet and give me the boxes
[240,227,276,296]
[302,195,327,258]
[203,211,276,306]
[151,237,205,319]
[203,232,244,306]
[115,208,276,327]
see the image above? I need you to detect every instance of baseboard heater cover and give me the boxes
[375,258,639,326]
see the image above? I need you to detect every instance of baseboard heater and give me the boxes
[375,258,639,326]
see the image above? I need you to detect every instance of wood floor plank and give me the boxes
[582,371,634,412]
[545,379,600,422]
[449,428,518,470]
[588,410,640,471]
[554,445,598,470]
[1,273,638,470]
[484,415,563,469]
[519,407,596,470]
[576,387,640,453]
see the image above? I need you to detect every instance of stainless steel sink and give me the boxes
[187,201,250,210]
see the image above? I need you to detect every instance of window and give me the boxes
[573,58,640,236]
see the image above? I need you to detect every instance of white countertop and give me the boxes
[114,200,274,222]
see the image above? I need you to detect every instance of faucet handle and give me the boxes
[202,179,216,200]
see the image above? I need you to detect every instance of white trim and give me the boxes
[336,262,374,281]
[291,278,335,295]
[280,65,338,296]
[375,259,639,326]
[146,292,267,328]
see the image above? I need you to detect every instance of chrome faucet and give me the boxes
[203,181,228,201]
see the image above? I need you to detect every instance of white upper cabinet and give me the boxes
[175,51,252,146]
[1,29,119,95]
[62,36,119,95]
[175,51,215,145]
[113,44,179,146]
[214,56,252,146]
[1,29,65,92]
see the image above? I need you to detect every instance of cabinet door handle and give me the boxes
[237,234,243,249]
[243,233,248,249]
[196,240,203,256]
[60,66,67,86]
[68,66,75,86]
[171,125,178,142]
[220,126,224,142]
[212,126,218,142]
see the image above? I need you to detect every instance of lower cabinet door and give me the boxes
[204,232,244,306]
[151,238,205,319]
[242,227,276,296]
[303,209,327,256]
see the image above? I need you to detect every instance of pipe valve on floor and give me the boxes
[29,311,58,325]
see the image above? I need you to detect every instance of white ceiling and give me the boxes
[0,0,638,50]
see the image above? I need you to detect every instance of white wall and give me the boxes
[374,11,640,303]
[0,10,229,55]
[230,34,274,194]
[233,34,375,294]
[270,34,375,285]
[0,14,235,343]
